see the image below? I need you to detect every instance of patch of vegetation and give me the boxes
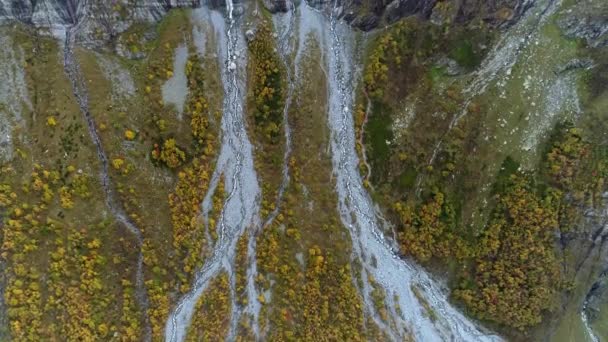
[207,177,225,243]
[1,164,141,340]
[116,23,153,58]
[493,156,521,194]
[76,11,227,340]
[247,23,285,144]
[369,274,389,322]
[152,138,187,168]
[235,233,249,305]
[395,188,471,262]
[392,120,608,332]
[454,172,561,330]
[358,17,582,334]
[246,21,286,222]
[358,16,491,206]
[0,26,148,341]
[254,37,370,340]
[544,124,589,189]
[411,285,437,322]
[186,272,231,341]
[449,40,480,69]
[363,19,420,100]
[365,100,394,182]
[396,164,417,191]
[169,155,215,292]
[541,122,607,234]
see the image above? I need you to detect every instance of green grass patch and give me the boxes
[366,101,394,182]
[450,40,480,69]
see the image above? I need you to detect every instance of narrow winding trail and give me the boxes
[61,12,153,342]
[165,2,262,341]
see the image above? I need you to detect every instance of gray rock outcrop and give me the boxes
[0,0,536,37]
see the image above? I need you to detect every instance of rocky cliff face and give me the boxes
[0,0,204,53]
[281,0,532,30]
[0,0,533,37]
[0,0,84,26]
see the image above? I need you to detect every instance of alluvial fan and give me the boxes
[165,2,262,341]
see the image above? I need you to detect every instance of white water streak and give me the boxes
[165,3,261,341]
[582,306,600,342]
[314,3,502,341]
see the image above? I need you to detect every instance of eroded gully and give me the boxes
[61,12,152,342]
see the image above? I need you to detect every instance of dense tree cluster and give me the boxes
[1,165,140,341]
[185,55,213,147]
[545,126,588,188]
[141,46,223,339]
[46,229,112,340]
[167,52,221,294]
[186,273,231,342]
[168,157,213,292]
[251,40,377,339]
[394,155,567,330]
[390,123,607,331]
[246,21,288,225]
[363,20,416,99]
[144,30,192,171]
[142,264,170,341]
[542,123,606,233]
[254,61,370,338]
[361,16,594,334]
[120,279,144,341]
[138,19,223,337]
[358,19,447,186]
[454,173,561,330]
[257,222,365,341]
[152,138,186,168]
[395,190,470,262]
[247,23,285,144]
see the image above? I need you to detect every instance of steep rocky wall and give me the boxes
[291,0,532,30]
[0,0,532,36]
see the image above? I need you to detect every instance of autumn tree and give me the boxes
[454,173,561,330]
